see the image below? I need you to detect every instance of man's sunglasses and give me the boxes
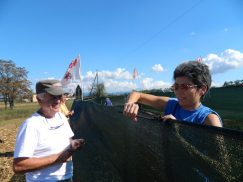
[171,83,198,91]
[46,95,63,103]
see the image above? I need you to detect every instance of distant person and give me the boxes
[13,79,85,181]
[104,97,112,106]
[60,92,74,118]
[123,61,222,127]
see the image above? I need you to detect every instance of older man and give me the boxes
[13,79,84,182]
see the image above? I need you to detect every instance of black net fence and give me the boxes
[70,100,243,182]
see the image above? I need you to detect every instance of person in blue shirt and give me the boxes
[123,61,222,127]
[104,97,113,106]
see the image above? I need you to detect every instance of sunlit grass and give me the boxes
[0,102,38,126]
[0,100,74,127]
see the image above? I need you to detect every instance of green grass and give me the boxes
[0,99,74,127]
[0,102,39,126]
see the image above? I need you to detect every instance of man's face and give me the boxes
[41,93,62,114]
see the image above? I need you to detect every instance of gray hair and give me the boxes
[36,93,45,100]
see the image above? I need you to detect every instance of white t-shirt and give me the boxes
[14,112,74,182]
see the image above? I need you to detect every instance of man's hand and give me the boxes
[69,139,85,151]
[66,110,74,118]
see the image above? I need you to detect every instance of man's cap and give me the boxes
[36,79,64,96]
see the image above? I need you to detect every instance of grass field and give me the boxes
[0,87,242,181]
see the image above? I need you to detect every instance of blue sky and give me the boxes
[1,0,243,93]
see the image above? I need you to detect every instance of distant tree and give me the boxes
[163,87,173,92]
[223,79,243,87]
[234,80,241,86]
[228,81,234,86]
[0,60,32,109]
[92,83,106,98]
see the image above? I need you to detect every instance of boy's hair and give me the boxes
[173,61,211,95]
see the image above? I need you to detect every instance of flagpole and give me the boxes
[78,54,84,101]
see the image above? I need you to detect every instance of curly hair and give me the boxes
[173,61,211,95]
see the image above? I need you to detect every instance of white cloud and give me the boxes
[47,77,56,80]
[211,81,221,88]
[140,77,170,90]
[103,79,136,93]
[152,64,164,73]
[204,49,243,74]
[79,49,243,94]
[84,68,132,81]
[82,68,136,93]
[81,67,171,93]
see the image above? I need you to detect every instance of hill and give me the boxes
[203,86,243,130]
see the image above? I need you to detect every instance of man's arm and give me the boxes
[13,138,85,174]
[13,149,72,174]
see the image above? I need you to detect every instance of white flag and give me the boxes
[61,55,82,94]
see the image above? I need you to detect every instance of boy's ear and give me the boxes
[201,85,207,96]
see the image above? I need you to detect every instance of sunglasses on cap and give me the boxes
[171,83,198,91]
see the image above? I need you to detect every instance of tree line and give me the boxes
[222,80,243,87]
[0,60,32,109]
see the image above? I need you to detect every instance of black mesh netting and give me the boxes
[70,100,243,182]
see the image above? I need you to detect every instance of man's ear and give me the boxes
[37,97,42,104]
